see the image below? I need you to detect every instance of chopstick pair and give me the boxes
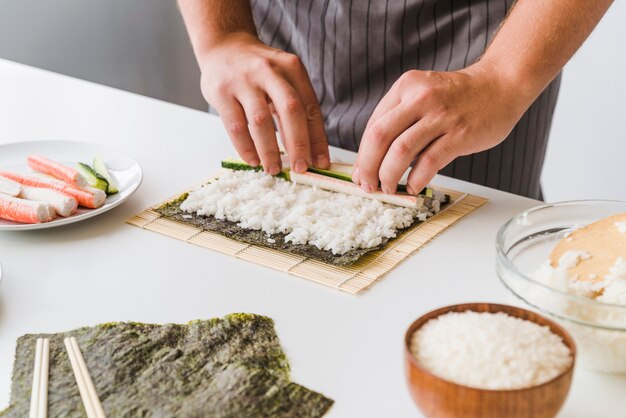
[29,338,49,418]
[64,337,107,418]
[29,337,107,418]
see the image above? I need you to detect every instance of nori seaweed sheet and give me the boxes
[0,314,333,418]
[156,192,448,266]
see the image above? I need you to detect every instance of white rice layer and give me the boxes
[180,170,442,255]
[410,311,572,390]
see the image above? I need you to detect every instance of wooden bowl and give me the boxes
[404,303,576,418]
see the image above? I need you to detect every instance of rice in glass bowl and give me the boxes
[496,200,626,373]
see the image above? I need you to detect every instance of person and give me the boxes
[178,0,612,199]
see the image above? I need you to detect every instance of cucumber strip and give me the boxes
[76,162,109,192]
[396,184,433,197]
[307,166,352,182]
[93,156,119,195]
[220,158,260,172]
[220,159,290,180]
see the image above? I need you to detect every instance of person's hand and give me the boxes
[199,32,329,174]
[352,65,531,195]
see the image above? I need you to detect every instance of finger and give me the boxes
[213,97,260,166]
[305,104,330,169]
[238,91,282,175]
[353,92,402,184]
[353,87,405,184]
[378,118,442,194]
[268,102,286,151]
[264,76,310,173]
[366,85,403,132]
[354,103,420,193]
[279,57,329,169]
[406,135,458,195]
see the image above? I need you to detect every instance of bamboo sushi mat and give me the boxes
[127,187,487,295]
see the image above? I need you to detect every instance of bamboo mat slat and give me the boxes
[127,186,487,294]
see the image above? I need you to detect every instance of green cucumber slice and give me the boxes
[307,166,352,182]
[93,156,119,195]
[76,162,109,192]
[220,158,290,180]
[76,163,109,192]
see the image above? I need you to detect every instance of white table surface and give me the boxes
[0,58,624,417]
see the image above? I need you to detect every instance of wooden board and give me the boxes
[127,186,487,295]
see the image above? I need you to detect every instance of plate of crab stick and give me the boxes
[0,140,142,230]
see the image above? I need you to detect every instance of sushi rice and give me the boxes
[181,170,446,255]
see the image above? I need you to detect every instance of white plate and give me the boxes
[0,140,142,231]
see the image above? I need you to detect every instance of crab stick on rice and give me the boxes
[27,155,87,188]
[0,193,55,223]
[0,177,21,197]
[19,186,78,217]
[289,171,424,208]
[0,171,106,209]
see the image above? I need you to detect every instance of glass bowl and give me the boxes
[496,200,626,373]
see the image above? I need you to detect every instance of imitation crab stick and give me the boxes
[31,174,107,205]
[290,171,424,208]
[19,186,78,217]
[0,171,106,209]
[27,155,87,188]
[0,193,55,223]
[0,177,21,197]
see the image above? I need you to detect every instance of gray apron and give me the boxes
[248,0,561,199]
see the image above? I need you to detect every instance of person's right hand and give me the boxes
[199,32,329,174]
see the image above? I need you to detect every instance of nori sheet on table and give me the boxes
[155,192,448,266]
[0,314,333,418]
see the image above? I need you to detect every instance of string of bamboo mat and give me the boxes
[128,186,487,295]
[29,337,106,418]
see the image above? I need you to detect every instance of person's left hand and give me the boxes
[351,65,532,195]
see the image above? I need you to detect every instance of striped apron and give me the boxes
[248,0,561,199]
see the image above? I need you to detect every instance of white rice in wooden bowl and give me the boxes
[410,311,572,390]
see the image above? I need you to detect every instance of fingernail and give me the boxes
[294,159,308,173]
[361,181,373,193]
[352,168,360,184]
[381,185,391,194]
[250,158,260,167]
[315,154,329,169]
[268,163,281,175]
[406,186,415,195]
